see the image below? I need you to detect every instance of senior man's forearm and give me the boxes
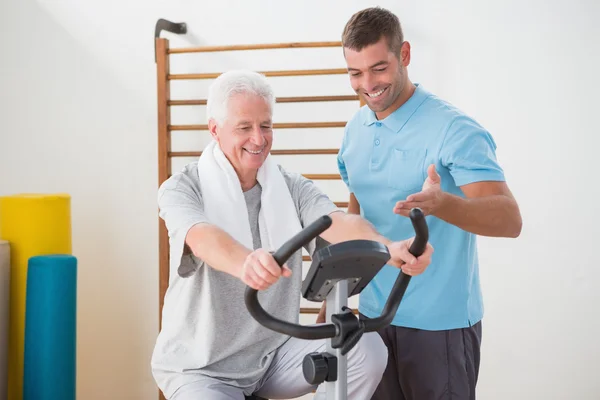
[185,223,250,278]
[321,211,392,247]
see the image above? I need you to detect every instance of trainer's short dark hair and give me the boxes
[342,7,404,56]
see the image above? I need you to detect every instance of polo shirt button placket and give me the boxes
[371,123,383,169]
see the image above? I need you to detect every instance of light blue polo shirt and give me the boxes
[337,84,506,330]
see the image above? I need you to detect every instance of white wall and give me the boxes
[1,0,599,399]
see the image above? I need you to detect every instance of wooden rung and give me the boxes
[169,122,346,131]
[302,174,341,180]
[163,173,341,183]
[300,307,359,315]
[168,41,342,54]
[168,95,359,106]
[300,308,320,314]
[335,202,348,208]
[277,95,358,103]
[169,149,339,157]
[169,68,347,80]
[168,100,207,106]
[168,151,199,157]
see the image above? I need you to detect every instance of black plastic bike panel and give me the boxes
[301,240,390,302]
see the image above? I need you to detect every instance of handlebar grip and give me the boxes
[363,208,429,332]
[272,215,333,267]
[408,208,429,257]
[245,215,338,340]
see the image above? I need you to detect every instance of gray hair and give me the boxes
[206,70,275,125]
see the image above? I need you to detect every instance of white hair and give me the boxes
[206,70,275,125]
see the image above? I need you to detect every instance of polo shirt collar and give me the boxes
[363,83,430,132]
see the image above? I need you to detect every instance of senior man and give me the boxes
[150,69,434,400]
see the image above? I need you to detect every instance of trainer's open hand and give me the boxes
[240,249,292,290]
[387,238,434,276]
[394,164,444,217]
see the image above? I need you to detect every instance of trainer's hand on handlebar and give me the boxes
[387,238,434,276]
[240,249,292,290]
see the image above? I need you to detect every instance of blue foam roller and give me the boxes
[23,254,77,400]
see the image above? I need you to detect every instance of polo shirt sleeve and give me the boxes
[337,126,350,188]
[440,116,506,186]
[157,175,209,278]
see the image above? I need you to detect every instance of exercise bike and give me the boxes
[245,208,429,400]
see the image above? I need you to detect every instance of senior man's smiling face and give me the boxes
[208,92,273,187]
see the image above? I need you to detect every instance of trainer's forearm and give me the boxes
[185,223,251,278]
[321,211,392,246]
[347,193,361,215]
[435,192,522,237]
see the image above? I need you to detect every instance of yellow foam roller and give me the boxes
[0,194,71,400]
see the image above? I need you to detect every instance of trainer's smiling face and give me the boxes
[344,37,411,120]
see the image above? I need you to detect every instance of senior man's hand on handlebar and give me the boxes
[387,237,434,276]
[240,248,292,290]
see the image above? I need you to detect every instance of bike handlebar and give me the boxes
[244,208,429,340]
[244,215,336,339]
[362,208,428,331]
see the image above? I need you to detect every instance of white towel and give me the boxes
[197,140,302,254]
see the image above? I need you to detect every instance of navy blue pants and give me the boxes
[368,319,482,400]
